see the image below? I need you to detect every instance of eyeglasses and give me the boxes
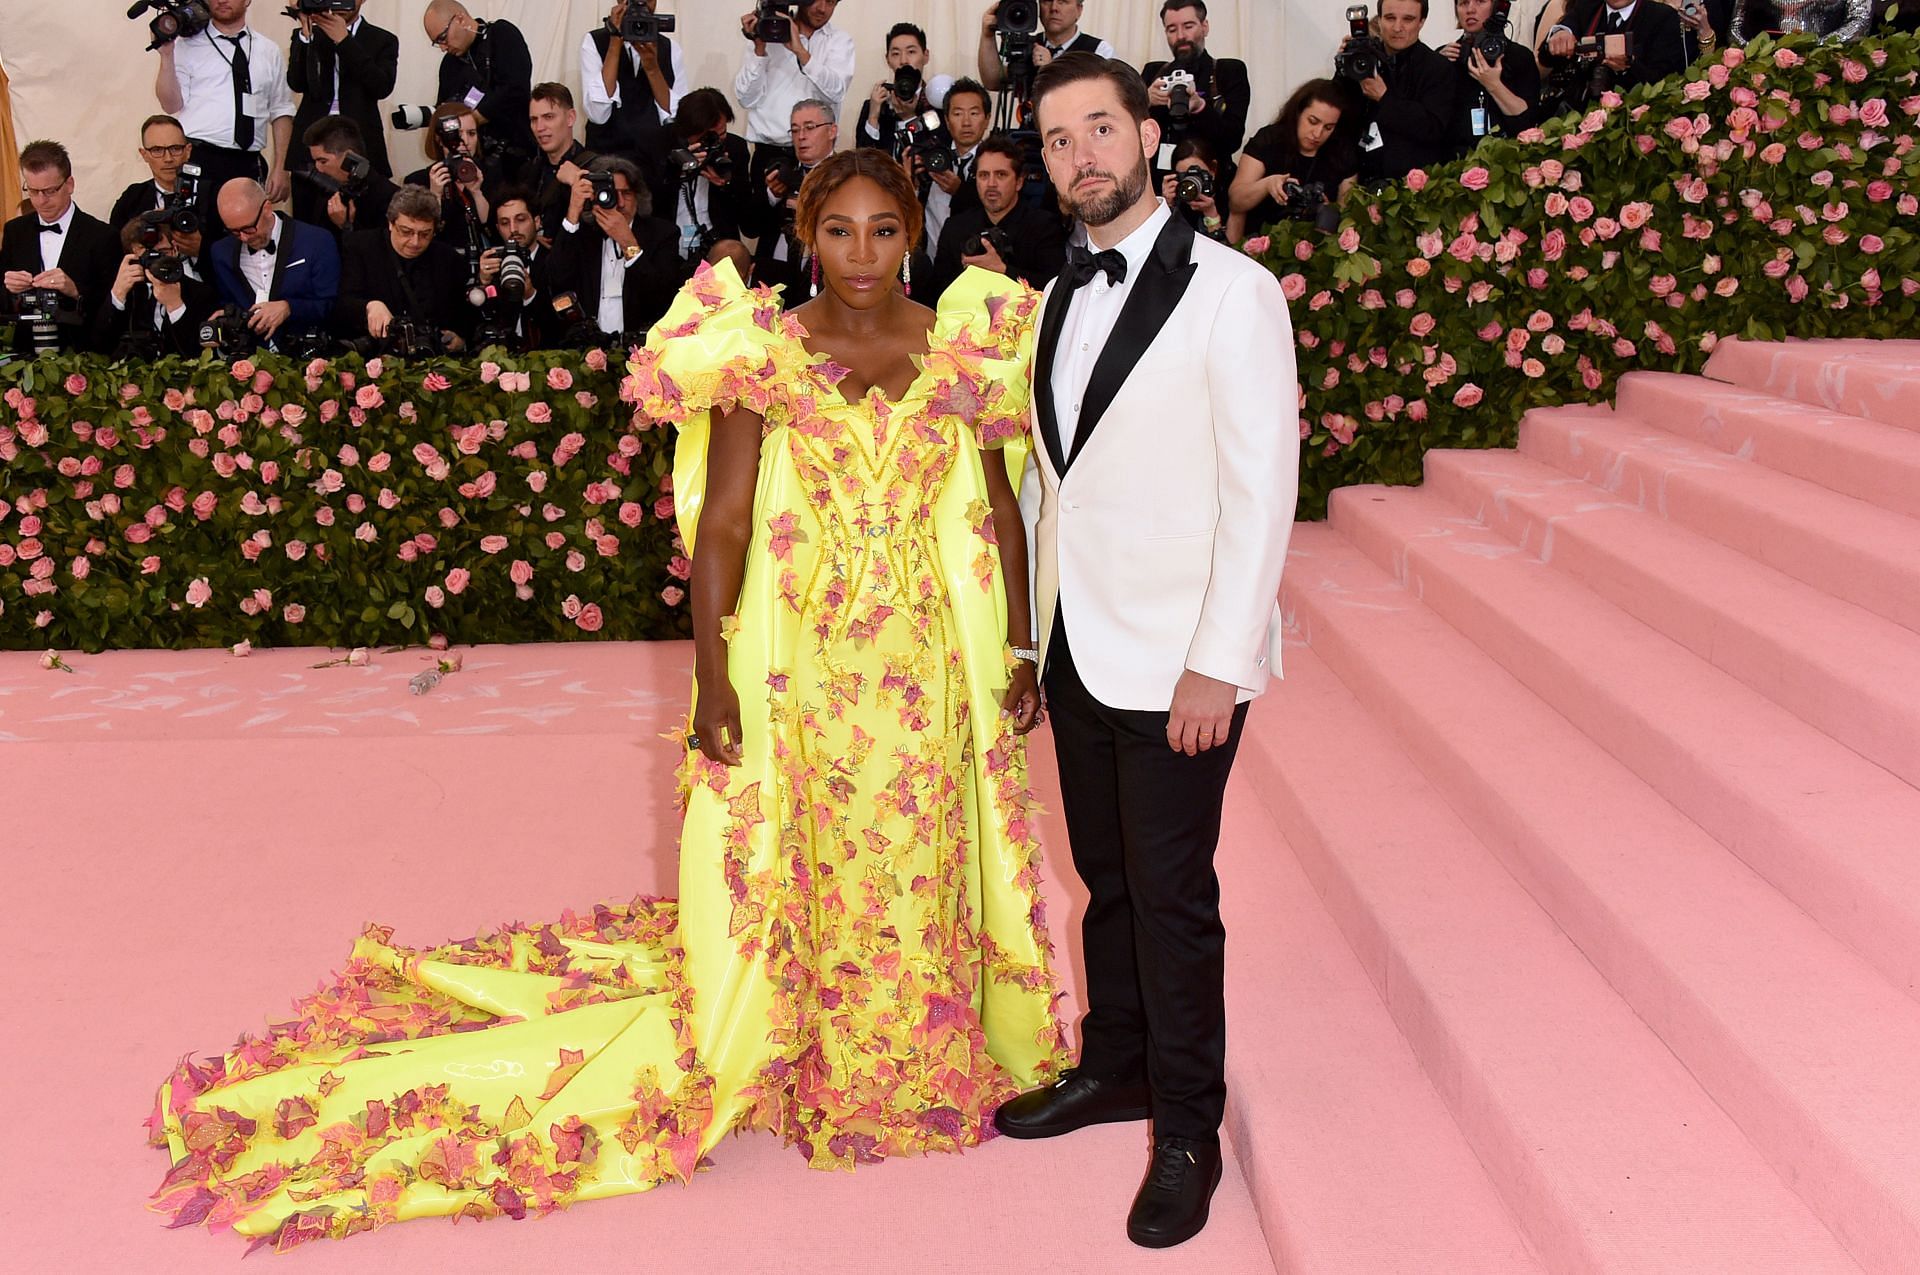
[22,180,67,199]
[790,121,833,137]
[142,144,191,159]
[221,204,271,236]
[430,15,458,48]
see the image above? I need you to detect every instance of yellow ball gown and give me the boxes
[147,263,1070,1253]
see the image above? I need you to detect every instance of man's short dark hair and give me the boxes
[140,114,186,143]
[389,185,442,226]
[303,114,366,156]
[975,133,1026,171]
[886,22,928,50]
[1032,54,1152,129]
[531,82,575,112]
[945,77,992,120]
[675,86,736,140]
[491,184,535,219]
[1378,0,1431,17]
[19,139,72,183]
[1161,0,1209,18]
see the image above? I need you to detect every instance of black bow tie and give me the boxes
[247,239,276,257]
[1063,243,1128,289]
[38,222,62,234]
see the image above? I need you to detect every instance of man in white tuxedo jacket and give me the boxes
[991,53,1299,1250]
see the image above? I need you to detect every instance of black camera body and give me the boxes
[1175,167,1215,204]
[1471,0,1513,62]
[15,287,80,325]
[749,1,801,46]
[1282,178,1343,233]
[140,249,187,286]
[997,0,1042,35]
[620,6,675,42]
[494,244,533,303]
[964,223,1015,260]
[434,115,483,188]
[766,159,802,201]
[892,65,924,105]
[298,150,372,202]
[128,0,211,51]
[913,131,956,175]
[589,170,621,210]
[1335,5,1387,83]
[1543,34,1623,114]
[159,162,203,237]
[384,318,445,358]
[285,0,355,14]
[200,309,255,356]
[671,139,732,183]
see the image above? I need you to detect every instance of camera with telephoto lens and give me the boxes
[434,115,483,188]
[1471,0,1512,62]
[159,161,203,236]
[494,244,532,303]
[964,223,1015,260]
[1542,33,1623,114]
[1162,67,1198,118]
[589,170,622,210]
[199,309,255,356]
[912,128,955,176]
[1282,178,1343,233]
[127,0,211,50]
[1174,167,1214,204]
[671,139,732,182]
[1334,5,1386,83]
[747,1,800,45]
[997,0,1041,35]
[13,287,80,325]
[996,0,1042,87]
[620,4,675,41]
[297,150,372,202]
[391,105,434,131]
[891,64,923,104]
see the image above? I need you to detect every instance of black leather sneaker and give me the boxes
[991,1067,1152,1140]
[1126,1135,1223,1249]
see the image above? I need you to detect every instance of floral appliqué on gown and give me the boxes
[146,263,1069,1252]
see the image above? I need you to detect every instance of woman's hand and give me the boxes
[693,675,746,766]
[1001,661,1043,734]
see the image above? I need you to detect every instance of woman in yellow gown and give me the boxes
[147,151,1068,1253]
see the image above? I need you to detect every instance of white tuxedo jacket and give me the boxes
[1030,212,1299,713]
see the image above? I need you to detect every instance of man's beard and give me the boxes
[1172,39,1199,60]
[1064,154,1151,228]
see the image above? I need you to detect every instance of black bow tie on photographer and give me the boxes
[247,239,277,257]
[39,222,63,234]
[1063,244,1128,289]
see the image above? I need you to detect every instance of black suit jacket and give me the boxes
[335,230,474,342]
[549,214,682,336]
[665,134,754,245]
[92,270,218,359]
[1446,34,1544,153]
[438,20,536,167]
[930,202,1067,302]
[288,20,401,176]
[2,208,121,355]
[1543,0,1689,90]
[1353,41,1458,181]
[293,174,397,248]
[1140,53,1251,174]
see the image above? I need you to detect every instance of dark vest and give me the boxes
[584,29,677,167]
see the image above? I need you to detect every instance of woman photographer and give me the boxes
[1158,138,1240,244]
[402,103,502,255]
[1230,79,1360,239]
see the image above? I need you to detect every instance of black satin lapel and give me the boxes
[1033,279,1074,476]
[1066,217,1199,468]
[269,222,292,294]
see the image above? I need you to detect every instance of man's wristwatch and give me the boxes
[621,243,642,262]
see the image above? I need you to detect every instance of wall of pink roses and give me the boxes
[1,34,1916,650]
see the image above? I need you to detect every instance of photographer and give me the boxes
[1540,0,1687,98]
[403,104,496,259]
[294,115,396,243]
[928,133,1065,300]
[335,185,472,355]
[1339,0,1457,183]
[666,88,755,277]
[745,98,837,303]
[1442,0,1542,152]
[207,177,339,352]
[735,0,856,196]
[1231,79,1361,238]
[858,24,954,152]
[521,84,597,240]
[976,0,1117,95]
[3,140,119,356]
[1159,138,1240,244]
[109,115,211,269]
[551,155,681,340]
[476,188,551,350]
[287,0,398,180]
[912,79,991,256]
[422,0,537,170]
[1141,2,1250,183]
[95,214,217,358]
[154,0,298,210]
[583,1,687,213]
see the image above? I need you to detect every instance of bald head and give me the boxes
[423,0,477,54]
[218,178,274,247]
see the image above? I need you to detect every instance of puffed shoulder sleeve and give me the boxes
[621,259,802,428]
[922,266,1042,450]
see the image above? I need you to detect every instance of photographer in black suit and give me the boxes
[1441,0,1541,153]
[422,0,537,169]
[929,133,1066,299]
[95,215,218,359]
[1342,0,1457,182]
[109,116,211,261]
[1140,2,1250,183]
[520,84,597,241]
[3,141,120,356]
[1541,0,1686,97]
[287,1,399,179]
[746,98,837,304]
[335,185,473,354]
[475,188,552,350]
[857,23,954,153]
[294,116,397,245]
[664,88,755,279]
[550,156,680,340]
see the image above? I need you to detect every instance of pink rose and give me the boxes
[1337,226,1360,253]
[230,359,256,382]
[1409,313,1436,337]
[1460,166,1490,191]
[577,603,604,633]
[480,361,501,384]
[585,348,609,372]
[527,471,549,494]
[1861,98,1890,128]
[425,585,446,609]
[1618,201,1652,230]
[527,401,554,425]
[185,577,212,608]
[423,372,452,393]
[1453,383,1484,408]
[1860,235,1885,254]
[367,450,392,473]
[546,366,574,391]
[661,585,686,607]
[481,534,510,554]
[618,501,646,527]
[64,374,87,396]
[1405,169,1428,193]
[355,384,385,411]
[562,594,584,620]
[1242,235,1271,256]
[510,559,534,586]
[284,603,306,624]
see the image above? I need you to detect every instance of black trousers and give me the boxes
[1044,613,1249,1141]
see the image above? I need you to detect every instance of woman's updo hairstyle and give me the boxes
[793,150,926,256]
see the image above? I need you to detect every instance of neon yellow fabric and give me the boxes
[147,262,1068,1253]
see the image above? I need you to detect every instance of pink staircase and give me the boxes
[1219,339,1920,1272]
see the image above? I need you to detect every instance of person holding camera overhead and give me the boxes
[335,185,473,355]
[1338,0,1457,183]
[3,140,120,356]
[665,88,756,278]
[153,0,298,214]
[746,97,837,303]
[286,1,398,181]
[422,0,538,171]
[550,155,681,340]
[1140,2,1249,184]
[583,1,686,216]
[1231,79,1361,238]
[109,115,211,265]
[521,84,598,241]
[96,213,219,358]
[1539,0,1687,96]
[858,24,954,151]
[912,78,992,260]
[1441,0,1542,152]
[927,132,1066,299]
[207,176,339,352]
[295,115,396,243]
[976,0,1117,94]
[735,0,857,197]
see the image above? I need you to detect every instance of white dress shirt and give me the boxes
[37,204,75,273]
[923,143,981,260]
[580,34,687,126]
[239,215,284,306]
[734,22,857,145]
[173,27,296,152]
[112,285,188,330]
[293,16,365,114]
[559,218,645,334]
[1051,201,1172,457]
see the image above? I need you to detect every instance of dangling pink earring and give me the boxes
[809,254,820,297]
[901,254,912,298]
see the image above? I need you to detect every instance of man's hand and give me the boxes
[556,158,587,189]
[609,1,629,37]
[1148,78,1173,108]
[112,254,147,305]
[478,247,503,285]
[5,270,36,294]
[981,1,999,36]
[1439,38,1464,60]
[1603,45,1630,71]
[929,166,963,196]
[962,240,1008,275]
[265,168,292,205]
[441,330,467,354]
[637,40,661,73]
[766,169,792,200]
[367,300,394,338]
[870,80,892,114]
[429,161,453,200]
[326,191,353,229]
[175,228,204,259]
[152,274,185,313]
[1546,26,1577,56]
[597,205,639,252]
[249,299,292,336]
[1360,72,1388,101]
[1032,43,1055,71]
[1167,670,1238,755]
[569,173,595,223]
[313,11,350,42]
[33,268,78,299]
[740,11,766,56]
